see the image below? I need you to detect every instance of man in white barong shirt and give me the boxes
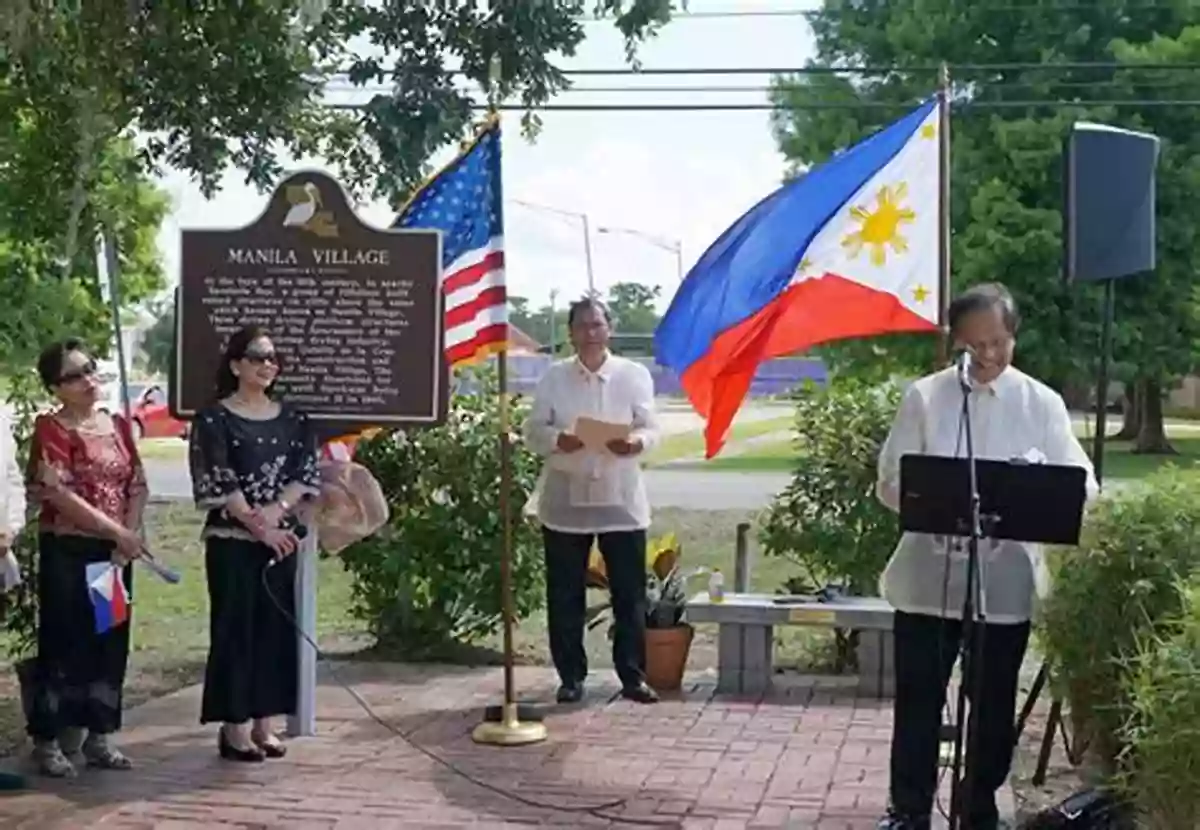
[525,298,661,705]
[874,283,1097,830]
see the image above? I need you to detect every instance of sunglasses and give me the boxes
[240,351,279,366]
[57,359,98,385]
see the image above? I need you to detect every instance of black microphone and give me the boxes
[954,348,974,391]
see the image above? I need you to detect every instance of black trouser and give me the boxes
[542,527,647,690]
[889,611,1031,828]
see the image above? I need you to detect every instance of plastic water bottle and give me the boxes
[708,569,725,603]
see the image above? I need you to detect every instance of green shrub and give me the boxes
[1039,468,1200,770]
[1117,581,1200,829]
[3,369,53,659]
[759,376,902,597]
[340,365,545,657]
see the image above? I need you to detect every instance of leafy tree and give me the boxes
[770,1,1200,452]
[139,301,175,378]
[607,281,662,334]
[2,1,678,204]
[509,294,568,354]
[0,0,679,655]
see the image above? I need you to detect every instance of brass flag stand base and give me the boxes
[472,702,549,746]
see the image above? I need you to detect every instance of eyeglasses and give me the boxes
[57,359,97,385]
[240,351,279,366]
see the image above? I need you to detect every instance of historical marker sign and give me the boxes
[173,170,447,431]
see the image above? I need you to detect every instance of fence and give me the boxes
[502,355,827,397]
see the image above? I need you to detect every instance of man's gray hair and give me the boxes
[947,282,1020,336]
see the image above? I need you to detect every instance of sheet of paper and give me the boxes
[573,416,632,452]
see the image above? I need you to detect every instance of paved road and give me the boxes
[145,399,795,511]
[144,459,789,512]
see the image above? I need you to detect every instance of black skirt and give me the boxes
[25,533,132,742]
[200,536,298,724]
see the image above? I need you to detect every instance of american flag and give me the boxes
[393,115,506,367]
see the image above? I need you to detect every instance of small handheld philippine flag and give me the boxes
[85,562,130,634]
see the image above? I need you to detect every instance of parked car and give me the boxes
[100,381,189,440]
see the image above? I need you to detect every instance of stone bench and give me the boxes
[685,592,896,698]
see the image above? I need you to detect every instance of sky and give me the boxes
[153,1,818,314]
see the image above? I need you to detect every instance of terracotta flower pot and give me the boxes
[644,624,694,692]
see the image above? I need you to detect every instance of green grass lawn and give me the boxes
[683,425,1200,478]
[0,503,366,757]
[136,437,190,460]
[642,415,792,466]
[133,417,798,467]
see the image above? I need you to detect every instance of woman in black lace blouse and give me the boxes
[188,326,321,762]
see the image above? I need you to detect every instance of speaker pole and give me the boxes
[935,62,952,367]
[1091,279,1115,485]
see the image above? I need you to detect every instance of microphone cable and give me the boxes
[259,565,684,828]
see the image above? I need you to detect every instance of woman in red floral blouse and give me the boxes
[24,339,147,778]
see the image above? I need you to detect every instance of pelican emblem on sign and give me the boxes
[283,181,338,237]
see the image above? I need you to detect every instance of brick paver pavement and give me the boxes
[0,664,1009,829]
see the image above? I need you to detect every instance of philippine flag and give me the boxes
[86,562,130,635]
[654,98,942,458]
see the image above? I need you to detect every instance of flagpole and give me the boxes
[936,62,953,367]
[472,53,548,748]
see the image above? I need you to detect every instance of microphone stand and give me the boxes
[948,369,988,830]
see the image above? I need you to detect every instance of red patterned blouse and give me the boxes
[26,413,148,537]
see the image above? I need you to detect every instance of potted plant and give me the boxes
[585,533,707,692]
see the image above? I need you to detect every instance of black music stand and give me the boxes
[898,454,1087,827]
[900,455,1086,546]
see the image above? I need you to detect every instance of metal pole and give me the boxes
[471,51,546,746]
[674,243,684,283]
[581,213,596,296]
[1092,278,1115,486]
[548,289,558,356]
[498,350,515,707]
[286,529,319,737]
[935,63,953,367]
[102,232,132,423]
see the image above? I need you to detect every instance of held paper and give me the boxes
[573,416,632,452]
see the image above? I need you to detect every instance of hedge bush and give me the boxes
[759,377,902,597]
[1039,467,1200,771]
[340,366,545,657]
[1117,581,1200,830]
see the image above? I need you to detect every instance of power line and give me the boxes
[323,78,1200,96]
[328,61,1200,81]
[583,7,817,20]
[327,99,1200,113]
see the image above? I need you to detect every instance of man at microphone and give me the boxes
[874,283,1097,830]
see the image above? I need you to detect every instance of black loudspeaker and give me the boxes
[1063,122,1159,283]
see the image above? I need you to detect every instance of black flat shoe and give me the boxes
[620,682,659,704]
[556,682,585,704]
[252,733,287,759]
[218,730,265,763]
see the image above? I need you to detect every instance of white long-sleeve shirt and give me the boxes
[1,410,27,590]
[876,366,1098,624]
[524,354,659,533]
